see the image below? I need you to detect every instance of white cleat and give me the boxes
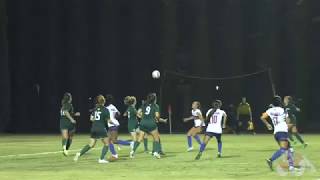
[98,159,109,164]
[74,152,80,162]
[187,147,194,152]
[153,152,161,159]
[130,151,135,158]
[112,154,119,159]
[289,166,295,172]
[63,149,69,156]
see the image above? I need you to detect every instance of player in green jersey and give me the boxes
[59,92,80,156]
[74,95,114,164]
[123,96,139,144]
[130,93,162,159]
[284,96,307,147]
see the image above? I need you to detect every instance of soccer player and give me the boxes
[74,95,113,164]
[105,94,131,158]
[130,93,162,159]
[261,96,295,171]
[59,92,80,156]
[195,100,227,160]
[284,96,307,147]
[123,96,139,147]
[183,101,204,152]
[236,97,255,134]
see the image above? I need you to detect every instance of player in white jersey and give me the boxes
[261,96,295,171]
[183,101,205,152]
[105,94,131,160]
[195,100,227,160]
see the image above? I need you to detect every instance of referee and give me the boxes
[236,97,255,134]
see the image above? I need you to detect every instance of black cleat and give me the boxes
[266,159,273,171]
[195,152,202,160]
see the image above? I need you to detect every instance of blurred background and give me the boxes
[0,0,319,133]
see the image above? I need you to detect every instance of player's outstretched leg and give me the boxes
[74,139,96,162]
[195,135,210,160]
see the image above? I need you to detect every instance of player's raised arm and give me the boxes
[260,112,272,130]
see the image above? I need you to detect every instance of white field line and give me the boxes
[0,148,98,158]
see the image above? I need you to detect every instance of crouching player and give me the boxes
[74,95,115,164]
[261,96,295,171]
[195,100,227,160]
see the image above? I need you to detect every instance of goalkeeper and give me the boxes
[236,97,255,135]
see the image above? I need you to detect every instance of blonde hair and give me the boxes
[96,95,106,106]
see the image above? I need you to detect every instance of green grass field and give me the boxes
[0,134,319,180]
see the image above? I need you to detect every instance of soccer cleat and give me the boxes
[159,151,166,156]
[289,166,295,172]
[98,159,109,164]
[187,147,194,152]
[195,152,202,160]
[112,154,119,159]
[63,149,69,157]
[266,159,273,171]
[129,151,135,158]
[153,152,161,159]
[74,152,80,162]
[217,153,222,158]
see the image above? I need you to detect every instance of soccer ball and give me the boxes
[108,155,118,162]
[152,70,160,79]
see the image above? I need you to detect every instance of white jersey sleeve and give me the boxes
[106,104,120,127]
[266,107,288,134]
[206,109,225,134]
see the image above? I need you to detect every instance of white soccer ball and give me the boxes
[152,70,160,79]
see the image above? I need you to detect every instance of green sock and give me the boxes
[133,141,140,152]
[66,139,72,150]
[143,138,148,151]
[155,141,161,153]
[159,141,163,152]
[100,145,109,160]
[62,139,67,150]
[152,141,156,152]
[80,145,91,156]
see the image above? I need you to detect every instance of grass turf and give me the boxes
[0,134,319,180]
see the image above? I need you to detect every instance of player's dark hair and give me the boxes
[272,95,282,107]
[105,94,114,105]
[207,100,220,121]
[61,92,72,105]
[146,93,157,104]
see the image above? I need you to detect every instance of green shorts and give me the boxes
[60,120,76,132]
[128,124,139,133]
[139,123,157,133]
[90,129,108,139]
